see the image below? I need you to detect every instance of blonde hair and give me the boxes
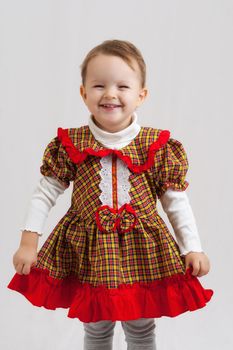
[80,39,146,88]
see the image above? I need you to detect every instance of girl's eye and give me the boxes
[93,85,129,89]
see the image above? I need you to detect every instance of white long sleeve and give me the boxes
[160,188,203,256]
[20,176,66,236]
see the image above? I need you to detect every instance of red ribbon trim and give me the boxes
[57,127,170,174]
[95,203,137,234]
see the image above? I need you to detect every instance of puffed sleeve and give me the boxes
[154,137,189,199]
[40,135,77,189]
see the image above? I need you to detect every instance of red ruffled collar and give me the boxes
[57,126,170,174]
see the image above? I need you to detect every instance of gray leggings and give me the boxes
[83,318,156,350]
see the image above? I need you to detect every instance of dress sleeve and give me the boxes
[154,137,189,198]
[40,135,76,189]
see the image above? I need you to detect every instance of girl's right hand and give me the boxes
[13,246,38,275]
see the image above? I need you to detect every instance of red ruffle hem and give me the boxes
[7,267,213,322]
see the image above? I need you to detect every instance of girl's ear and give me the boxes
[136,87,148,107]
[80,85,87,100]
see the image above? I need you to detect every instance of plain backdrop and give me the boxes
[1,0,232,349]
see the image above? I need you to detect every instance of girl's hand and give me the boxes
[13,246,38,275]
[184,252,211,277]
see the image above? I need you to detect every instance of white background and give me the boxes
[1,0,232,349]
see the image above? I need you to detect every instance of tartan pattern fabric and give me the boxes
[36,125,189,288]
[152,137,189,198]
[40,136,77,189]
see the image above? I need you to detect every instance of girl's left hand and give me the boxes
[184,252,211,277]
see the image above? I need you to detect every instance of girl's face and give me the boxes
[80,54,148,132]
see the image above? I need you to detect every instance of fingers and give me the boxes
[14,263,24,275]
[14,263,31,275]
[198,260,210,277]
[12,248,37,275]
[191,260,210,277]
[14,262,32,275]
[185,259,200,276]
[184,253,211,278]
[185,259,199,275]
[22,264,32,275]
[191,261,200,276]
[14,263,22,275]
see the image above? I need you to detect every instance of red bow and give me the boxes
[95,204,137,234]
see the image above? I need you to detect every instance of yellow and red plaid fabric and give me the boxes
[38,125,189,288]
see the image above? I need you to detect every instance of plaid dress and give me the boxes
[8,125,213,322]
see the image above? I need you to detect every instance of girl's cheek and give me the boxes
[92,91,102,99]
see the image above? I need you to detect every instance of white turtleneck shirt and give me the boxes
[21,112,203,256]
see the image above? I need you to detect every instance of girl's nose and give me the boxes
[103,88,117,99]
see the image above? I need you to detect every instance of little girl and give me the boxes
[8,39,214,350]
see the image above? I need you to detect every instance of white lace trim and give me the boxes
[116,157,131,207]
[99,155,131,208]
[99,155,113,207]
[20,228,43,236]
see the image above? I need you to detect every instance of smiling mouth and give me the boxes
[99,104,122,112]
[99,104,122,108]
